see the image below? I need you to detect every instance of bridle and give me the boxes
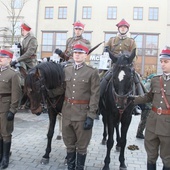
[112,63,135,116]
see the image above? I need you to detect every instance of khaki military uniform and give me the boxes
[60,36,91,62]
[18,33,38,70]
[105,35,136,55]
[134,75,170,167]
[62,63,100,154]
[0,66,21,142]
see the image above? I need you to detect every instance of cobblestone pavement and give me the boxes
[5,110,163,170]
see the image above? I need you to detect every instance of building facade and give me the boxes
[0,0,170,76]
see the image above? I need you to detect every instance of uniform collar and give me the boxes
[0,65,10,72]
[74,35,83,40]
[117,33,127,40]
[74,62,85,70]
[163,73,170,81]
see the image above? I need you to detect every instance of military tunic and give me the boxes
[134,75,170,167]
[62,63,100,154]
[105,35,136,55]
[60,36,91,61]
[18,33,38,70]
[0,66,21,142]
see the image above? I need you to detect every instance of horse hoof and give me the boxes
[56,135,62,140]
[102,165,110,170]
[40,158,49,165]
[101,140,107,145]
[116,146,121,152]
[120,164,127,170]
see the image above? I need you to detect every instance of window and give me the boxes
[55,33,67,51]
[133,7,143,20]
[83,32,92,42]
[107,7,117,19]
[82,7,92,19]
[45,7,54,19]
[14,21,21,36]
[104,32,117,42]
[12,0,23,9]
[149,7,158,20]
[42,33,53,52]
[42,32,67,53]
[58,7,67,19]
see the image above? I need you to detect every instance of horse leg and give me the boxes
[115,124,121,152]
[56,113,62,140]
[40,109,57,165]
[119,116,132,170]
[101,114,107,145]
[102,119,114,170]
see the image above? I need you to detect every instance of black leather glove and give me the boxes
[7,111,14,121]
[10,60,18,67]
[54,49,62,55]
[103,46,110,53]
[84,117,94,130]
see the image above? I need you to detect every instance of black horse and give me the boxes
[99,49,136,170]
[24,61,65,164]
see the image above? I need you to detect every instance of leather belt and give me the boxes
[152,106,170,115]
[65,97,89,104]
[0,94,11,98]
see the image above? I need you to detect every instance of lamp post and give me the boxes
[73,0,77,36]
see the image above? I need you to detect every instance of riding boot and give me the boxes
[1,142,11,169]
[67,152,76,170]
[147,162,156,170]
[0,139,3,162]
[163,167,170,170]
[76,153,86,170]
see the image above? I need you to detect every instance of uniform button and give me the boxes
[164,84,166,87]
[73,84,75,87]
[160,101,163,103]
[72,103,74,105]
[75,73,77,75]
[164,90,166,92]
[72,97,74,99]
[73,91,75,93]
[73,79,76,81]
[82,80,84,82]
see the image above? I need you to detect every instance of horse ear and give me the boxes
[129,48,136,63]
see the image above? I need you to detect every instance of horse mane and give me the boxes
[25,62,65,90]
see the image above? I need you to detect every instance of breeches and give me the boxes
[145,129,170,167]
[62,118,92,154]
[0,112,13,142]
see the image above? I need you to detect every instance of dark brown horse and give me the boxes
[99,49,136,170]
[24,61,65,164]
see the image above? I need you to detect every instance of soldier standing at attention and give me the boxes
[54,21,91,62]
[11,22,38,71]
[62,42,100,170]
[0,49,21,169]
[131,46,170,170]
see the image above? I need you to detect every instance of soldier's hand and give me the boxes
[7,111,15,121]
[54,49,62,55]
[10,60,18,67]
[103,46,110,53]
[84,117,93,130]
[127,95,135,101]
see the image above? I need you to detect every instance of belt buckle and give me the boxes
[157,107,162,115]
[67,98,71,103]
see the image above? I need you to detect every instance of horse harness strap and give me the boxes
[65,97,89,104]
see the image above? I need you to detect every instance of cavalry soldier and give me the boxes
[11,22,38,71]
[131,46,170,170]
[54,21,91,62]
[0,49,21,169]
[105,18,136,55]
[62,42,100,170]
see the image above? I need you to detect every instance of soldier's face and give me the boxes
[0,57,11,66]
[74,28,84,37]
[160,59,170,73]
[73,52,86,63]
[118,26,128,35]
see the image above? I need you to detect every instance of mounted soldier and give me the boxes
[54,21,91,63]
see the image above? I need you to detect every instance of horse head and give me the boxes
[24,67,45,115]
[24,62,65,116]
[111,49,136,111]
